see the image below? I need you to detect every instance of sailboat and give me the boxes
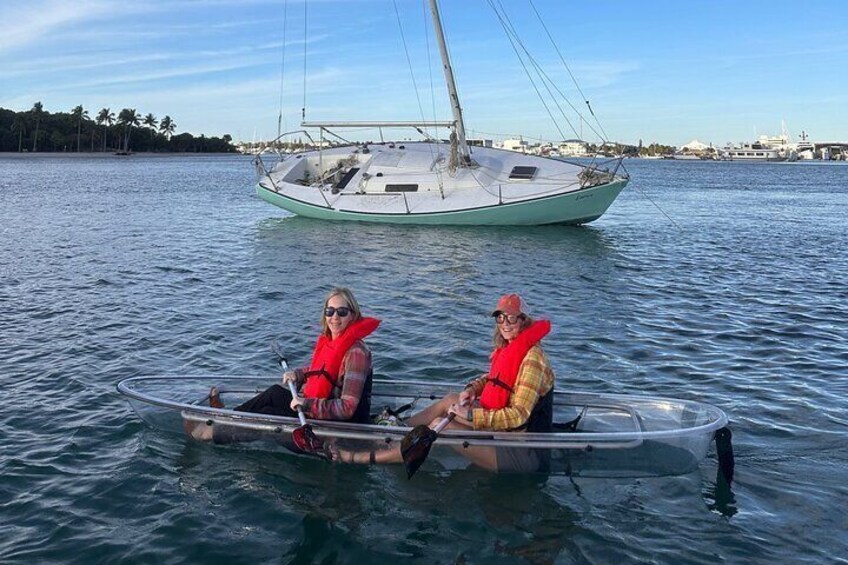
[254,1,629,226]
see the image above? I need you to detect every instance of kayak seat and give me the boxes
[552,405,588,433]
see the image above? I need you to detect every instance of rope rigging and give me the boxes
[277,0,288,138]
[301,0,308,122]
[486,0,568,142]
[486,0,612,151]
[527,0,611,143]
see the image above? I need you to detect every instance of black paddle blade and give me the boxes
[292,424,326,457]
[400,424,439,479]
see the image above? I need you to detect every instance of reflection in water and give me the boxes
[704,475,738,518]
[473,473,581,563]
[283,514,338,565]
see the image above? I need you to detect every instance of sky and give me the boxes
[2,0,847,147]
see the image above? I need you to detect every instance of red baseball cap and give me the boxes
[491,293,530,317]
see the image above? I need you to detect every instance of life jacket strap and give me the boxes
[486,374,514,393]
[303,366,338,387]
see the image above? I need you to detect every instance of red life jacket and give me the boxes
[479,320,551,410]
[301,317,380,399]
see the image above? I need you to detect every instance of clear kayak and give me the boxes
[117,376,732,478]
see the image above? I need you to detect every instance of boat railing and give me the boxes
[577,156,628,188]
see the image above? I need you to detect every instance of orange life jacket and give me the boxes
[479,320,551,410]
[302,317,380,399]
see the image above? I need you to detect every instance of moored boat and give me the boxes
[255,139,627,225]
[253,0,629,225]
[722,143,785,161]
[118,376,731,478]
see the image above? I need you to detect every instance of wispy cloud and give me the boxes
[0,1,101,53]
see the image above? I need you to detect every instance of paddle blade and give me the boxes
[292,424,326,457]
[400,424,439,479]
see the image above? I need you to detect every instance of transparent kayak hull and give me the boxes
[117,376,729,478]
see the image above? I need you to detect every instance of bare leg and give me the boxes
[406,392,460,427]
[451,444,498,471]
[333,411,470,466]
[330,443,404,464]
[183,417,214,441]
[421,417,499,471]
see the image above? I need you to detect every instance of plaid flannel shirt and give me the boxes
[300,342,371,421]
[466,345,554,431]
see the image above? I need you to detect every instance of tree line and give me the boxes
[0,103,237,153]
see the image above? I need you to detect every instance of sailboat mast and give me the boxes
[428,0,471,164]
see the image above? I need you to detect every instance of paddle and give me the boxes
[278,357,326,455]
[400,401,467,479]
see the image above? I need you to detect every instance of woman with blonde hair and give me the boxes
[186,287,379,441]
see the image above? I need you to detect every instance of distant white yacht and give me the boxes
[722,143,785,161]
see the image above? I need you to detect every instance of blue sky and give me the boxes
[2,0,846,147]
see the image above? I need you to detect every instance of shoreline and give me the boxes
[0,151,245,158]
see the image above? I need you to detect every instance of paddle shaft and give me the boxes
[432,411,457,434]
[279,359,308,427]
[430,397,472,436]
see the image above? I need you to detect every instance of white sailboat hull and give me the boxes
[255,142,628,225]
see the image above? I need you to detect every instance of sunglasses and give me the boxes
[495,313,525,325]
[324,306,351,318]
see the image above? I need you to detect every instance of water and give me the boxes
[1,154,847,563]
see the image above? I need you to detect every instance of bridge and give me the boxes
[800,141,848,159]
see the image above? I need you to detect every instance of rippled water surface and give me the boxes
[1,154,847,563]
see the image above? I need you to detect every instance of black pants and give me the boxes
[213,384,299,445]
[234,384,299,418]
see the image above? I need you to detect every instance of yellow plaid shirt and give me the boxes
[466,345,555,431]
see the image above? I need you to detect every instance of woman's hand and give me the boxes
[290,394,304,412]
[458,388,476,406]
[281,370,297,385]
[448,403,472,424]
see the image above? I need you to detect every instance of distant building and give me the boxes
[501,138,529,152]
[680,139,711,152]
[467,138,493,148]
[559,139,588,157]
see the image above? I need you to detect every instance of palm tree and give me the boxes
[30,102,43,152]
[142,113,158,142]
[11,114,27,152]
[96,108,114,152]
[159,115,176,140]
[71,105,89,152]
[117,108,140,153]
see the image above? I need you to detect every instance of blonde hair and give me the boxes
[492,314,534,349]
[320,286,363,338]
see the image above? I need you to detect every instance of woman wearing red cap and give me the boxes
[335,293,554,471]
[185,287,380,441]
